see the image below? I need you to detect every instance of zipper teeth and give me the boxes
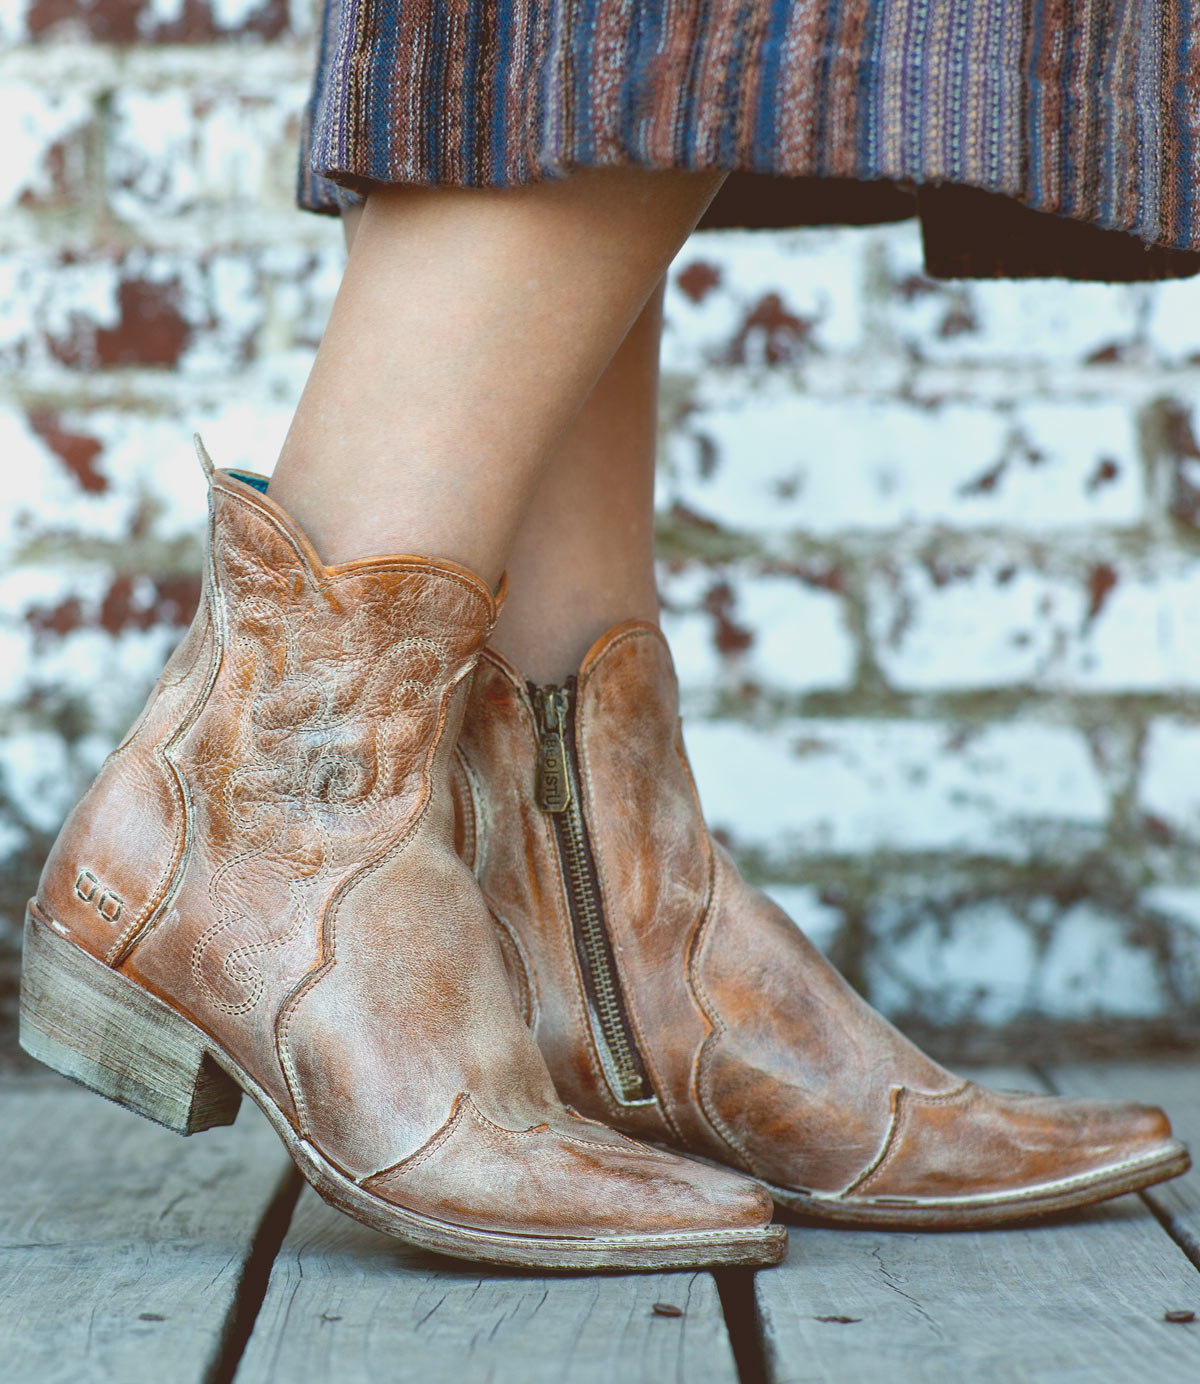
[555,799,644,1098]
[534,682,648,1104]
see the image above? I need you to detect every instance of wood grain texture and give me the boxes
[19,910,243,1135]
[755,1067,1200,1384]
[1048,1063,1200,1270]
[234,1186,740,1384]
[0,1076,294,1384]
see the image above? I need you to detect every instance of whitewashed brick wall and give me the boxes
[3,8,1199,1056]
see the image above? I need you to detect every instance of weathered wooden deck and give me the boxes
[2,1062,1197,1383]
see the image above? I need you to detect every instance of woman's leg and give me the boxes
[488,282,664,683]
[337,207,665,683]
[271,170,720,585]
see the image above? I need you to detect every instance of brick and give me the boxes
[759,884,845,956]
[0,398,292,573]
[662,395,1143,538]
[658,559,856,701]
[662,226,867,372]
[878,220,1146,365]
[0,84,96,211]
[1142,886,1200,936]
[0,563,183,737]
[681,717,1107,862]
[0,242,342,376]
[7,0,302,45]
[1145,276,1200,363]
[864,896,1169,1026]
[0,728,103,836]
[869,552,1200,692]
[1144,396,1200,532]
[107,83,308,222]
[1139,720,1200,840]
[1034,903,1169,1020]
[865,899,1042,1026]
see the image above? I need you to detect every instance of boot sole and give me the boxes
[18,903,784,1271]
[766,1145,1192,1230]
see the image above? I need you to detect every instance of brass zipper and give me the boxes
[533,681,653,1107]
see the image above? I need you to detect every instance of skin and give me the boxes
[335,204,666,685]
[271,169,722,623]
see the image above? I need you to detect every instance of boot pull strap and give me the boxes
[193,433,216,481]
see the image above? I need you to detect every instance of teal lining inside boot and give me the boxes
[228,470,269,495]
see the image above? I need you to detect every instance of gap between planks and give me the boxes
[0,1075,296,1384]
[231,1186,743,1384]
[8,1063,1198,1384]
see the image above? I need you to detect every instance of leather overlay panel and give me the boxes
[362,1092,772,1237]
[696,845,960,1191]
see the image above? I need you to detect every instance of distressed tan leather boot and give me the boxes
[18,454,784,1270]
[454,619,1191,1229]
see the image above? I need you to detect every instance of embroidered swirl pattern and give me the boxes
[191,589,450,1015]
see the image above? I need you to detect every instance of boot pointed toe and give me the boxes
[362,1099,779,1247]
[805,1082,1192,1226]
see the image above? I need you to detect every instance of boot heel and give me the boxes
[18,903,242,1135]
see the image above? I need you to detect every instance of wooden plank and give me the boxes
[0,1074,296,1384]
[235,1186,740,1384]
[755,1066,1200,1383]
[1047,1063,1200,1269]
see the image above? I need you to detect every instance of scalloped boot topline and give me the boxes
[453,619,1191,1230]
[18,448,784,1271]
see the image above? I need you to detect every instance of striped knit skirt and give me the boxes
[297,2,1200,282]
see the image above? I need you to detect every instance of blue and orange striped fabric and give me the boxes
[298,0,1200,254]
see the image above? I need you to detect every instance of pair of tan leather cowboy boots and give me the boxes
[20,448,1189,1270]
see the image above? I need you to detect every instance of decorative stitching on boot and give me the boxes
[275,658,478,1140]
[846,1081,975,1199]
[688,853,763,1175]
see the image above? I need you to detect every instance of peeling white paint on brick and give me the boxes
[1145,274,1200,362]
[681,718,1107,861]
[4,37,1200,1041]
[109,86,307,223]
[870,553,1200,692]
[659,560,855,700]
[1036,904,1167,1020]
[865,897,1168,1026]
[138,0,188,35]
[0,85,92,209]
[209,0,273,30]
[0,563,180,729]
[662,226,868,371]
[1142,887,1200,936]
[1140,720,1200,838]
[866,900,1041,1026]
[663,393,1143,537]
[879,221,1150,365]
[0,729,111,835]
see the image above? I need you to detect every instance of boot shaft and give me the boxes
[39,463,499,975]
[454,620,715,1145]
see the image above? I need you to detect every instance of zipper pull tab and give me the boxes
[535,687,572,813]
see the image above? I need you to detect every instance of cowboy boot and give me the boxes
[454,618,1190,1229]
[18,455,784,1270]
